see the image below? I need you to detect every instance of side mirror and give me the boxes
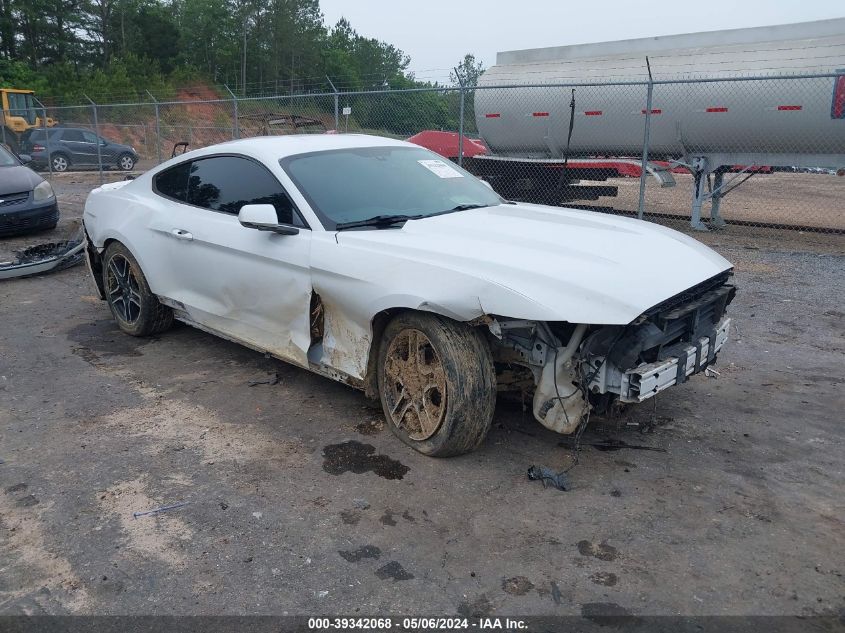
[100,140,108,146]
[18,154,32,165]
[238,204,299,235]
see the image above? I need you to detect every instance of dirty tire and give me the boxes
[377,312,496,457]
[102,242,173,337]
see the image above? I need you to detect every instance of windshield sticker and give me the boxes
[418,159,464,179]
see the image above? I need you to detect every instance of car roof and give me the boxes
[181,134,415,163]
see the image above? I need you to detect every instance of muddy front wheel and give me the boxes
[377,312,496,457]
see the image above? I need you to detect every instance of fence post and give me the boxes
[454,67,465,167]
[84,94,104,184]
[146,91,162,164]
[637,58,654,221]
[32,97,53,179]
[326,76,339,130]
[225,84,239,139]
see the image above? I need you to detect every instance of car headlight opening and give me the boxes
[33,180,55,202]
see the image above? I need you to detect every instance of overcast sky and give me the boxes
[319,1,845,83]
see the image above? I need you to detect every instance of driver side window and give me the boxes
[185,156,306,227]
[153,155,307,228]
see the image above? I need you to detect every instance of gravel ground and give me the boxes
[0,177,843,619]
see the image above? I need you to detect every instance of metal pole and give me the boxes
[84,94,103,184]
[637,57,654,221]
[326,76,339,130]
[33,97,52,178]
[224,84,239,139]
[454,67,465,167]
[146,91,162,164]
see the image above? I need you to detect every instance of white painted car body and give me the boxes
[83,134,734,435]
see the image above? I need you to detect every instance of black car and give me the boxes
[0,144,59,235]
[24,127,139,172]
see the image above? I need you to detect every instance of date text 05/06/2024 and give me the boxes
[307,617,528,630]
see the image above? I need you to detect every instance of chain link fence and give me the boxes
[20,74,845,239]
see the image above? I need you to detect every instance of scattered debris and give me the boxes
[0,233,84,280]
[705,366,721,378]
[132,501,189,519]
[527,465,570,491]
[352,498,370,510]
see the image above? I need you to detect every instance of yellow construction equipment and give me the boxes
[1,88,57,154]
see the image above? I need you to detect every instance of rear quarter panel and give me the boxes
[83,180,174,298]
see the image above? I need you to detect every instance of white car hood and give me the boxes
[336,203,732,325]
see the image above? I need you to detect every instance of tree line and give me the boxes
[0,0,482,104]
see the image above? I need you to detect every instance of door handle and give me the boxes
[171,229,193,241]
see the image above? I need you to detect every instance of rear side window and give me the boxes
[186,156,302,226]
[62,129,84,142]
[28,129,58,141]
[154,162,190,201]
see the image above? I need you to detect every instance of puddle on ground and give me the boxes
[322,441,409,480]
[66,319,153,362]
[339,545,381,563]
[375,561,414,581]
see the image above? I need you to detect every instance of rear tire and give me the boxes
[102,242,173,337]
[377,312,496,457]
[51,153,70,172]
[117,153,136,171]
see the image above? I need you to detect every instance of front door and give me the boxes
[147,154,314,367]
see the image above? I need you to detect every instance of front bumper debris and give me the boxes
[620,316,731,402]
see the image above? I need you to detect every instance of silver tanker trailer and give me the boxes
[470,18,845,230]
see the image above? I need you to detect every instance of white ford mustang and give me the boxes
[83,134,735,456]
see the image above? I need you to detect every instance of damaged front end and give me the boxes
[486,272,736,434]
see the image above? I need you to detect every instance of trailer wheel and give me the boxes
[377,312,496,457]
[102,242,173,337]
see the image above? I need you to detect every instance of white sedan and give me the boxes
[83,134,735,456]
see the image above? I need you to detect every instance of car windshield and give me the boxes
[280,145,502,229]
[0,145,19,167]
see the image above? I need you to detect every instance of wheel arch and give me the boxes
[362,305,493,400]
[364,307,410,399]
